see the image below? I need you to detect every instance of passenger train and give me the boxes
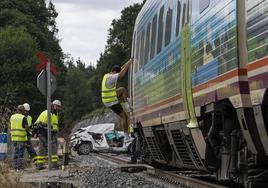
[129,0,268,187]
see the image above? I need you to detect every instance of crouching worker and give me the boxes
[10,105,28,171]
[101,58,133,142]
[34,100,62,170]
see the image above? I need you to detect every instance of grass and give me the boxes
[0,159,34,188]
[0,159,19,188]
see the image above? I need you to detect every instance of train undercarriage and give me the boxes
[134,98,268,188]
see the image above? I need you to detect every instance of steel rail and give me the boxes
[96,153,228,188]
[96,153,128,164]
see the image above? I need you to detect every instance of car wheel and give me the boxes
[78,142,92,155]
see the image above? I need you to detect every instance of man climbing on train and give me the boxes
[101,58,133,142]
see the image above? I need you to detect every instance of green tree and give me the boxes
[0,26,38,102]
[0,0,65,130]
[62,3,144,125]
[0,0,144,132]
[0,26,39,129]
[62,59,96,128]
[93,3,144,108]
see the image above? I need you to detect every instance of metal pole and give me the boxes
[46,61,52,171]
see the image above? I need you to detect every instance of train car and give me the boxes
[129,0,268,187]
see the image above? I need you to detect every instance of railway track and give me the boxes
[96,153,228,188]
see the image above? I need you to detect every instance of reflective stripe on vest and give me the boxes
[101,73,118,104]
[35,110,59,132]
[10,114,27,142]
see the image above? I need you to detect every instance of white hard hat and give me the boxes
[23,103,30,111]
[52,100,62,106]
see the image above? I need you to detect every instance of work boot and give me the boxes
[52,164,60,170]
[36,164,46,170]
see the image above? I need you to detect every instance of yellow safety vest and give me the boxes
[10,113,27,142]
[26,115,32,128]
[101,73,118,104]
[35,110,59,132]
[128,126,134,133]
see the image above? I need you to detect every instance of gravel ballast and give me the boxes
[21,153,178,188]
[73,154,170,188]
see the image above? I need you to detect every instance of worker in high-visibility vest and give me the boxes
[34,100,61,170]
[23,103,37,165]
[101,58,133,142]
[10,105,28,170]
[128,125,134,135]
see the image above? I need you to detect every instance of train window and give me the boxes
[139,29,145,69]
[176,1,181,37]
[150,14,157,60]
[199,0,210,13]
[165,7,173,46]
[135,34,141,72]
[144,22,151,65]
[182,3,186,26]
[157,5,164,54]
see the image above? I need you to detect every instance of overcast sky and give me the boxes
[49,0,144,66]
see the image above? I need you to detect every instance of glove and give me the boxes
[32,125,38,135]
[32,123,45,135]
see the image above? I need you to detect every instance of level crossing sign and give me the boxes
[37,70,57,96]
[35,51,58,171]
[36,52,58,96]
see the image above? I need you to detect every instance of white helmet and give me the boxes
[23,103,30,111]
[52,100,62,107]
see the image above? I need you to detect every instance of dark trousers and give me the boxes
[25,137,37,161]
[12,141,26,170]
[130,137,137,162]
[130,132,141,162]
[36,132,58,167]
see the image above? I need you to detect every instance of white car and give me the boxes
[70,123,132,155]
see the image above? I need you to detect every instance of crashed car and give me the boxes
[70,123,132,155]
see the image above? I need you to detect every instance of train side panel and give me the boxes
[130,0,268,186]
[246,0,268,155]
[191,0,239,106]
[132,0,184,126]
